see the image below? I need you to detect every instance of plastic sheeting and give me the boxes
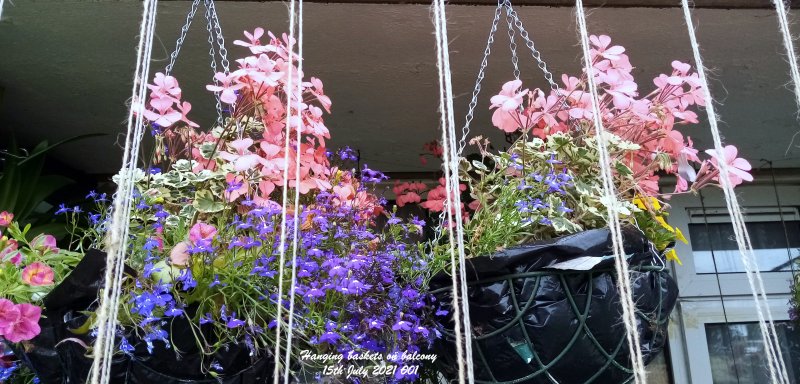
[13,249,272,384]
[431,227,679,383]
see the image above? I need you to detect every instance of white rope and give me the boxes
[681,2,790,383]
[0,0,5,22]
[574,1,648,383]
[774,0,800,156]
[273,0,297,380]
[772,7,800,372]
[774,0,800,124]
[432,1,474,383]
[89,0,158,383]
[282,0,303,381]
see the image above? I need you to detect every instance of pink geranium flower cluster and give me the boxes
[139,28,342,208]
[489,34,751,197]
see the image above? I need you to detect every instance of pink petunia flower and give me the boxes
[30,234,58,254]
[0,212,12,227]
[0,299,20,336]
[0,239,18,263]
[189,222,217,245]
[2,303,41,343]
[3,251,22,266]
[21,262,55,286]
[170,241,191,267]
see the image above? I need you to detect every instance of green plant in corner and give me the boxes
[0,133,104,238]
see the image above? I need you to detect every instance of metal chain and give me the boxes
[505,1,520,81]
[206,0,230,74]
[162,0,231,125]
[165,0,201,76]
[203,0,224,124]
[504,3,560,95]
[505,2,578,131]
[457,1,503,155]
[437,1,503,245]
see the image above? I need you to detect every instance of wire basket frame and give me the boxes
[431,264,674,384]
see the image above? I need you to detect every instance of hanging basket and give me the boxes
[10,250,274,384]
[430,227,678,384]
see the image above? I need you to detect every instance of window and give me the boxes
[688,220,800,274]
[671,298,796,383]
[705,321,800,383]
[687,207,800,274]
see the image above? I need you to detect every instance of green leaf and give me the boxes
[192,190,225,213]
[550,217,582,233]
[17,133,106,167]
[471,160,488,172]
[16,175,74,221]
[614,161,633,177]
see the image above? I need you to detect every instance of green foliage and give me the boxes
[0,134,104,237]
[440,131,680,260]
[0,222,83,305]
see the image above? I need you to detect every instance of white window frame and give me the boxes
[667,296,793,384]
[666,184,800,297]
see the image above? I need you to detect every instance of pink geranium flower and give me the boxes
[2,303,41,343]
[176,101,199,128]
[143,96,182,127]
[490,81,528,133]
[308,77,332,113]
[233,27,265,48]
[706,145,754,186]
[21,262,55,286]
[219,138,265,172]
[396,191,421,207]
[490,80,527,111]
[0,212,12,227]
[206,72,245,104]
[147,72,182,98]
[590,35,626,61]
[189,222,217,244]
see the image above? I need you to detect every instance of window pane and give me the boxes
[706,322,800,383]
[689,221,800,274]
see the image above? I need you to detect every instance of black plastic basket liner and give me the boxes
[430,228,679,384]
[14,249,272,384]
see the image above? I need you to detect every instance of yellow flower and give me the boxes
[674,227,688,244]
[633,196,662,211]
[666,249,683,265]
